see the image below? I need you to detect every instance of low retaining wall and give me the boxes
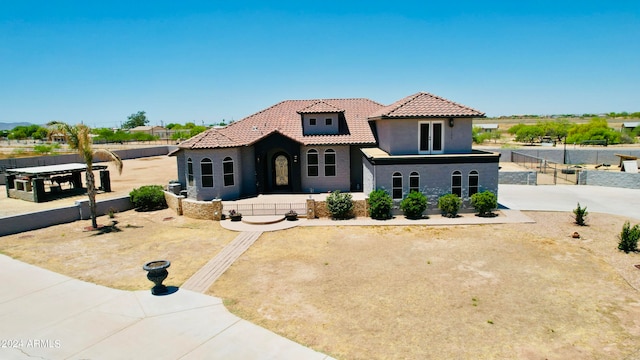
[164,191,183,215]
[0,196,133,236]
[578,170,640,189]
[170,196,371,220]
[313,200,368,219]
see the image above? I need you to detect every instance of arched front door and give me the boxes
[272,152,291,191]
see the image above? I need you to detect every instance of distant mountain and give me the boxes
[0,122,33,130]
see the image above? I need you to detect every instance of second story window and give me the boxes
[325,118,332,126]
[307,149,318,177]
[310,118,316,126]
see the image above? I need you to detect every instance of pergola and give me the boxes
[4,163,110,203]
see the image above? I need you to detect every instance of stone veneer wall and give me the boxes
[182,198,215,220]
[163,191,183,215]
[313,199,368,219]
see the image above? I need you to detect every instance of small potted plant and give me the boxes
[285,210,298,221]
[229,209,242,221]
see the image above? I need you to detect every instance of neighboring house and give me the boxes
[129,126,173,139]
[170,92,500,207]
[476,124,499,133]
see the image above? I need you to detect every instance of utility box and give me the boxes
[168,183,182,195]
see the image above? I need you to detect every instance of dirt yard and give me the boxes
[0,208,237,289]
[1,205,640,359]
[211,212,640,360]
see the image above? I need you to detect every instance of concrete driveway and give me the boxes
[498,184,640,220]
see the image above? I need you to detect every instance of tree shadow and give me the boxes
[88,220,123,236]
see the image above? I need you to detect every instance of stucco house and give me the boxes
[170,92,500,208]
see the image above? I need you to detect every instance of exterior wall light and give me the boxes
[448,118,455,127]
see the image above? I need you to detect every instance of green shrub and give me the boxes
[400,191,428,219]
[438,193,461,218]
[33,144,54,154]
[130,185,167,211]
[471,190,498,217]
[368,189,393,220]
[326,190,353,219]
[618,221,640,253]
[573,202,588,226]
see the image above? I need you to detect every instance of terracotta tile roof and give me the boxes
[369,92,484,118]
[179,98,383,149]
[297,100,344,114]
[179,128,241,149]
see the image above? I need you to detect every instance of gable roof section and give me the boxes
[297,100,344,114]
[369,92,484,119]
[179,98,383,149]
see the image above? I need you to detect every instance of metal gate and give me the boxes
[222,202,307,216]
[511,152,580,185]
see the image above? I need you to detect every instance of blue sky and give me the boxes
[1,1,638,128]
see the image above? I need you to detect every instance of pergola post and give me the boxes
[100,170,111,192]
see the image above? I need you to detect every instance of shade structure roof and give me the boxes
[6,163,107,176]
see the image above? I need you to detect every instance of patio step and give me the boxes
[181,231,263,293]
[241,215,285,225]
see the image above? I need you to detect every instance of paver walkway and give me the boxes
[182,231,263,293]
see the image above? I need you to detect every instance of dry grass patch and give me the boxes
[211,212,640,359]
[0,208,236,290]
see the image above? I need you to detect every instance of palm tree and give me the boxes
[52,123,123,229]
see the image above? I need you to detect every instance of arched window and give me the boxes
[307,149,318,177]
[187,158,194,186]
[451,171,462,197]
[223,157,234,186]
[469,170,479,196]
[324,149,336,176]
[392,172,403,200]
[409,172,420,193]
[201,158,213,187]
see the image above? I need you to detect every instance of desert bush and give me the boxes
[471,190,498,217]
[573,202,588,226]
[326,190,353,219]
[33,143,61,154]
[368,189,393,220]
[618,221,640,253]
[438,193,461,218]
[130,185,167,211]
[400,191,428,219]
